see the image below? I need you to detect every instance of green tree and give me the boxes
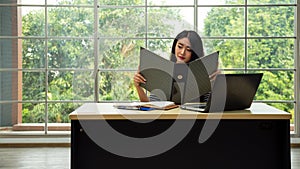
[21,0,184,122]
[203,0,295,116]
[98,4,179,100]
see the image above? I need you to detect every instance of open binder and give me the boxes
[139,47,219,104]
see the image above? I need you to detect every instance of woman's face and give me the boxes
[175,37,192,63]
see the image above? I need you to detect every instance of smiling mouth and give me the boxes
[178,56,185,60]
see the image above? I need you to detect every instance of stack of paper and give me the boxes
[113,101,178,110]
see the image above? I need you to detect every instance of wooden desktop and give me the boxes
[69,103,291,169]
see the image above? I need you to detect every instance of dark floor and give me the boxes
[0,147,299,169]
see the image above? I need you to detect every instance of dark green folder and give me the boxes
[139,47,219,104]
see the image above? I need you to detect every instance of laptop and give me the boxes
[180,73,263,112]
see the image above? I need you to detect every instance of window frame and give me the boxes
[0,0,298,137]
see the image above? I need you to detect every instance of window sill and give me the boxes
[0,129,71,147]
[0,123,71,147]
[12,123,70,131]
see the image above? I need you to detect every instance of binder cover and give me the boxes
[139,47,219,104]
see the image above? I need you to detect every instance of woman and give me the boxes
[134,30,217,103]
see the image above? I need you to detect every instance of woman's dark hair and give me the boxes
[170,30,204,63]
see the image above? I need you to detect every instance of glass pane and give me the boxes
[248,0,295,5]
[198,0,244,5]
[0,0,17,5]
[21,7,45,36]
[48,0,94,5]
[0,7,18,36]
[18,0,44,5]
[100,0,143,5]
[22,102,45,123]
[99,8,145,38]
[148,0,193,5]
[147,7,194,38]
[0,103,18,127]
[0,71,21,101]
[99,71,138,101]
[72,71,95,101]
[47,102,82,123]
[23,71,46,101]
[48,39,94,69]
[201,7,245,37]
[248,6,295,37]
[203,39,245,69]
[0,39,18,69]
[48,7,94,37]
[22,39,46,69]
[146,39,173,60]
[254,70,294,101]
[48,71,95,101]
[99,39,143,69]
[248,39,294,69]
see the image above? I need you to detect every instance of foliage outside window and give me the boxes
[0,0,297,129]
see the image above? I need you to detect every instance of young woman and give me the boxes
[133,30,218,103]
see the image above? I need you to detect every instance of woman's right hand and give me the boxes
[133,71,149,102]
[133,71,146,87]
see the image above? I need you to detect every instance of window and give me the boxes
[0,0,299,137]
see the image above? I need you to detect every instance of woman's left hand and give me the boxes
[209,69,221,81]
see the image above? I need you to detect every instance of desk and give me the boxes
[69,103,291,169]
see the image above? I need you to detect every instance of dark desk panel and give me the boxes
[71,118,290,169]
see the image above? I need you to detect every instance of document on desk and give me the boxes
[113,101,178,110]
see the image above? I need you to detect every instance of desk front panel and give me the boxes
[71,118,290,169]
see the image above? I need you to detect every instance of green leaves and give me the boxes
[21,0,184,122]
[21,0,295,123]
[203,1,295,115]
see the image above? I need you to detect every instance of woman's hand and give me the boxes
[133,69,149,102]
[209,69,221,82]
[133,71,146,87]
